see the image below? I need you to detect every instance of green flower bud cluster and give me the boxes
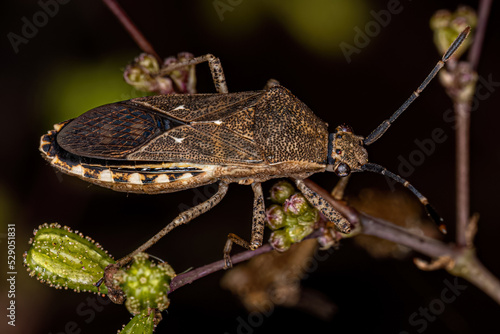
[123,52,196,95]
[25,225,175,333]
[266,181,320,252]
[23,223,114,294]
[430,6,477,59]
[114,253,176,315]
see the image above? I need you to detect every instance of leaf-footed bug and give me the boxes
[39,27,470,270]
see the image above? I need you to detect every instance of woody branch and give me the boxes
[170,178,500,305]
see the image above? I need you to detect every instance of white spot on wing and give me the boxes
[213,120,223,125]
[171,136,185,143]
[173,105,186,110]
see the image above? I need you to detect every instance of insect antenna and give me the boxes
[363,26,471,146]
[360,163,447,234]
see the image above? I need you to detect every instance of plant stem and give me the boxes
[168,178,500,306]
[467,0,492,71]
[455,0,491,247]
[170,230,323,293]
[169,244,273,293]
[102,0,161,61]
[455,101,470,248]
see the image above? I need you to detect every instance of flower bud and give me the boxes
[430,6,476,59]
[287,225,314,244]
[266,204,286,230]
[164,52,197,94]
[269,181,295,204]
[124,53,166,93]
[283,193,310,217]
[297,208,320,225]
[269,229,292,252]
[114,253,175,315]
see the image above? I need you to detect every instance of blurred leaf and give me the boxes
[39,54,149,125]
[268,0,368,56]
[203,0,368,57]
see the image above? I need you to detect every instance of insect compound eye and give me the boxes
[339,124,353,133]
[335,162,351,177]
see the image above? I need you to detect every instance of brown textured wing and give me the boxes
[131,91,264,122]
[57,91,267,164]
[57,103,171,159]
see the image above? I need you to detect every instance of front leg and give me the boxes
[294,179,351,234]
[223,182,266,269]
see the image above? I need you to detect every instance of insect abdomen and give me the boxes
[41,124,217,194]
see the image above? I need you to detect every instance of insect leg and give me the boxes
[294,179,351,234]
[115,181,229,267]
[223,182,266,269]
[159,53,228,94]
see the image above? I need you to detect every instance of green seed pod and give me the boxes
[114,253,175,315]
[119,309,156,334]
[24,223,114,294]
[270,180,296,204]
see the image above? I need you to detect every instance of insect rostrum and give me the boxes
[40,28,469,268]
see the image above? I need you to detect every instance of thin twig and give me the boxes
[467,0,492,71]
[169,244,273,293]
[170,230,325,292]
[455,1,491,247]
[102,0,161,61]
[455,101,470,248]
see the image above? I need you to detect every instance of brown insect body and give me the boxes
[40,85,347,195]
[40,26,469,267]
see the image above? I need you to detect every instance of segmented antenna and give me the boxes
[363,26,471,146]
[361,163,446,234]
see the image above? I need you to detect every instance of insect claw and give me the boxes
[223,256,233,270]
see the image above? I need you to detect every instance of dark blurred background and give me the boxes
[1,0,499,333]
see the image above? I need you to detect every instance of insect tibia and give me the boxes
[360,163,444,232]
